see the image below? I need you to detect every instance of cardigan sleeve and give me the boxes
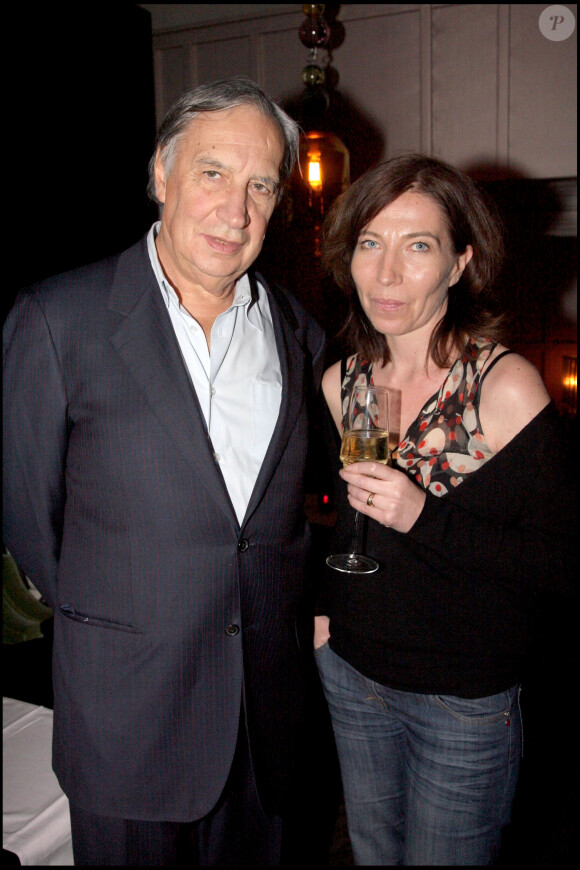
[406,402,577,599]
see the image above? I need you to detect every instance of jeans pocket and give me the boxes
[434,689,514,725]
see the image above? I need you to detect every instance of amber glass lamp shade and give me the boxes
[562,355,577,414]
[299,131,350,204]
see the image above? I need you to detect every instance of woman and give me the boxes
[314,154,575,865]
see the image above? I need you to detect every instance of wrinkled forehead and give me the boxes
[179,105,284,160]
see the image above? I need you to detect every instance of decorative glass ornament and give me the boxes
[302,4,325,16]
[299,17,330,47]
[301,64,325,87]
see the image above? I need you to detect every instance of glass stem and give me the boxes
[349,510,365,557]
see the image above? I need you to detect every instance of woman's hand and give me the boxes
[314,615,331,649]
[340,461,426,533]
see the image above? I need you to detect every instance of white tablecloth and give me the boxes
[3,698,73,865]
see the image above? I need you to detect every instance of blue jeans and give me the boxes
[315,643,522,866]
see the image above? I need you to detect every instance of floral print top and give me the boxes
[342,338,503,497]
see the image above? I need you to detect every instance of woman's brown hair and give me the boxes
[321,153,505,366]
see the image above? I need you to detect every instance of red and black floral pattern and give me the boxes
[341,338,497,496]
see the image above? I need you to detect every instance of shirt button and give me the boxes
[237,538,249,553]
[225,624,240,636]
[213,452,221,463]
[210,387,216,396]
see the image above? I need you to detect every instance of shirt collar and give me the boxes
[146,222,262,329]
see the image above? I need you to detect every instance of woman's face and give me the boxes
[351,190,473,341]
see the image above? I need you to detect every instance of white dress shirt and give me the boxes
[147,223,282,525]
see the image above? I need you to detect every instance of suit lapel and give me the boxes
[243,275,307,524]
[107,239,237,520]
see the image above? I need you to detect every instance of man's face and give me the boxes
[154,104,284,299]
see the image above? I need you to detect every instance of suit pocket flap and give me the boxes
[59,604,143,633]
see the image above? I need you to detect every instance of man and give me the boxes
[3,78,325,865]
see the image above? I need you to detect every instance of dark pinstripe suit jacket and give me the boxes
[3,234,325,821]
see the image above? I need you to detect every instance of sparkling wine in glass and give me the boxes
[326,385,390,574]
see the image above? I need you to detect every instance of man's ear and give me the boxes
[153,149,167,204]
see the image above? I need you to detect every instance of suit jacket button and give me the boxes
[237,538,249,552]
[225,624,240,636]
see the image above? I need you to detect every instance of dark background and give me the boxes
[4,5,158,322]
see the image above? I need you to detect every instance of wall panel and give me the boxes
[431,4,500,169]
[509,3,577,177]
[154,45,190,124]
[197,35,254,85]
[259,25,306,103]
[338,9,423,162]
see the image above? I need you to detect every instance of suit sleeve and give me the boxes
[3,290,68,608]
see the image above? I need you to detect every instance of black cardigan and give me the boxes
[319,401,577,697]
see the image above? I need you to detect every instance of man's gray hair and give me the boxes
[147,77,299,203]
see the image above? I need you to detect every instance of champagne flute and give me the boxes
[326,385,390,574]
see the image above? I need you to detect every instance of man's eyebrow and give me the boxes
[195,155,227,170]
[195,155,280,189]
[258,174,281,186]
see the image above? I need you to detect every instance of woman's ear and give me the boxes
[449,244,474,287]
